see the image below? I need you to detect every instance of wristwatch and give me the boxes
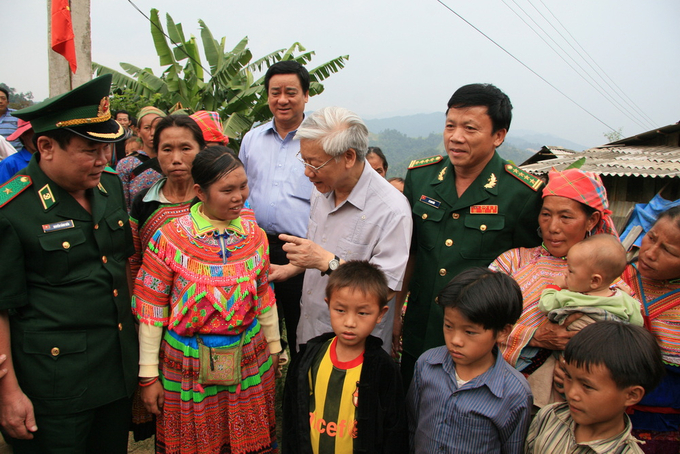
[322,255,340,276]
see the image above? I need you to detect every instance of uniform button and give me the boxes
[113,289,119,297]
[445,239,453,247]
[118,220,124,227]
[51,347,60,356]
[452,213,460,219]
[480,224,487,231]
[94,224,99,230]
[422,213,428,220]
[102,256,108,264]
[62,241,71,249]
[118,323,123,331]
[439,268,447,276]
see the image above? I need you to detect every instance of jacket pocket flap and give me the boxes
[23,331,87,356]
[38,229,86,252]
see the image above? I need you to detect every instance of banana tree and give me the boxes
[93,9,349,151]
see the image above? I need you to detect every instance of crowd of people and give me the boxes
[0,63,678,454]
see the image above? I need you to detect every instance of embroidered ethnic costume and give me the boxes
[132,203,276,454]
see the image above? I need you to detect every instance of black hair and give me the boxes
[129,117,137,128]
[115,110,130,119]
[34,128,75,149]
[325,261,389,308]
[367,146,388,172]
[191,145,243,190]
[264,61,310,94]
[437,267,522,333]
[153,115,206,154]
[0,86,8,100]
[447,83,513,133]
[655,206,680,231]
[564,321,664,393]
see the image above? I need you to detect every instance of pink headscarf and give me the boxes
[543,168,618,236]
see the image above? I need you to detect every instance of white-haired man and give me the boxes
[270,106,413,353]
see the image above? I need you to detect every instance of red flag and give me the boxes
[51,0,77,73]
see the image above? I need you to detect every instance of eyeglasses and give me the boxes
[296,151,334,174]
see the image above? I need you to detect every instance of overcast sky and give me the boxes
[2,0,678,147]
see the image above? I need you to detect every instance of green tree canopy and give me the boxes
[93,9,348,151]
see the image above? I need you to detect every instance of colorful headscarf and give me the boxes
[190,111,229,145]
[137,106,166,124]
[543,168,617,236]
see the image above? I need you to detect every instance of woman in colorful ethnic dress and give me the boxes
[116,106,166,210]
[623,206,680,453]
[129,115,206,280]
[132,146,281,454]
[489,168,617,403]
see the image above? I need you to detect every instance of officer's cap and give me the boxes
[12,74,126,143]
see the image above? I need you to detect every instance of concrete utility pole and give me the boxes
[48,0,92,97]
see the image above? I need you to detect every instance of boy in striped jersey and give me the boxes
[283,261,408,454]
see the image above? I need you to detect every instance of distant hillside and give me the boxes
[364,112,582,178]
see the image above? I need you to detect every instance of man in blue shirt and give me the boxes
[0,86,20,149]
[0,119,34,184]
[239,61,313,357]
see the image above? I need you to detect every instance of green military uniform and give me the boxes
[0,157,138,414]
[401,152,543,382]
[0,75,137,453]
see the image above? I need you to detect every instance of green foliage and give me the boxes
[0,84,35,110]
[109,88,163,118]
[603,127,624,143]
[93,9,348,151]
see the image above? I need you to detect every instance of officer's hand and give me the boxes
[140,380,164,416]
[0,389,37,439]
[279,234,332,272]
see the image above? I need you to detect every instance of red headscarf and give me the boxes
[543,168,618,236]
[190,111,229,145]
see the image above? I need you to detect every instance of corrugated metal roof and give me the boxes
[520,145,680,178]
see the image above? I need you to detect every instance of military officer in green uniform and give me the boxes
[0,75,138,453]
[398,84,543,386]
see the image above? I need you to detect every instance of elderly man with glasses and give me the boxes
[270,106,412,354]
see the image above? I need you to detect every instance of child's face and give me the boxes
[443,307,503,377]
[565,246,595,293]
[327,287,388,353]
[563,361,639,435]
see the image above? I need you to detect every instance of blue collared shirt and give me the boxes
[239,119,312,237]
[407,346,532,454]
[0,108,20,150]
[0,148,31,184]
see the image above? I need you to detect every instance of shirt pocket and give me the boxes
[38,228,91,285]
[19,331,88,401]
[460,215,506,260]
[412,202,445,251]
[104,209,129,261]
[289,171,313,202]
[336,237,372,262]
[448,413,496,454]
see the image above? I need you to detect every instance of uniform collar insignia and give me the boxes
[98,182,107,194]
[484,173,497,189]
[438,166,447,181]
[38,184,56,210]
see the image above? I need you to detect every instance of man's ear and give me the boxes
[37,135,56,161]
[624,385,645,407]
[492,128,507,148]
[495,324,513,343]
[345,148,357,168]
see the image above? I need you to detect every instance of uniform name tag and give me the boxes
[419,195,441,209]
[470,205,499,214]
[42,220,75,233]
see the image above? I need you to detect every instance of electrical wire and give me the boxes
[435,0,618,132]
[501,0,652,130]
